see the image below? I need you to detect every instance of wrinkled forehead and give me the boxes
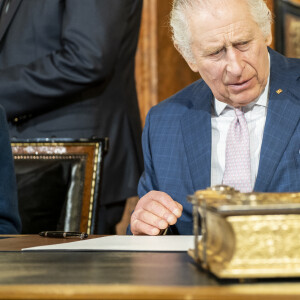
[180,0,234,9]
[182,0,251,19]
[196,24,256,54]
[184,0,256,36]
[177,0,236,9]
[184,1,261,50]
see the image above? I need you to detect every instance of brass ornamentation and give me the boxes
[188,186,300,278]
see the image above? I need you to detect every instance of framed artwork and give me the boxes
[275,0,300,58]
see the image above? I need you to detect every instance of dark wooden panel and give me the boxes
[135,0,158,126]
[266,0,275,49]
[0,251,216,286]
[135,0,198,126]
[0,235,299,300]
[156,0,199,103]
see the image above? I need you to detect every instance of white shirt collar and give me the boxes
[213,54,270,116]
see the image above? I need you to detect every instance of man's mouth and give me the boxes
[227,78,253,92]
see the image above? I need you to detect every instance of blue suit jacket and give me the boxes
[0,106,21,233]
[137,49,300,235]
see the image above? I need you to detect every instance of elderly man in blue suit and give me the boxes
[0,105,21,233]
[129,0,300,235]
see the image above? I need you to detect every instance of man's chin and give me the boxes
[227,91,260,107]
[217,96,256,107]
[231,99,254,107]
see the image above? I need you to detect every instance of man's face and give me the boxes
[184,0,271,107]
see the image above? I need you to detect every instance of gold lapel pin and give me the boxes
[276,89,283,94]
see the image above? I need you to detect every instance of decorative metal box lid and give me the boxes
[188,185,300,279]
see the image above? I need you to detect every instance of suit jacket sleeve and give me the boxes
[0,0,139,120]
[0,106,21,233]
[137,109,159,198]
[126,110,156,235]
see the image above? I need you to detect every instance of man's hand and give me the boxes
[130,191,183,235]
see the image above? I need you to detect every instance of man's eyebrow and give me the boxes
[202,36,254,53]
[232,37,252,44]
[201,45,224,55]
[232,31,255,43]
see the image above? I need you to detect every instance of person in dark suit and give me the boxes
[129,0,300,235]
[0,105,21,233]
[0,0,143,234]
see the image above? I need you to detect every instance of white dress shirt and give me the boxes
[211,76,270,190]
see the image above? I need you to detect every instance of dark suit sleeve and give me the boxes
[126,110,156,235]
[0,106,21,233]
[137,109,159,198]
[0,0,139,120]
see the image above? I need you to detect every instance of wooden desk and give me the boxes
[0,235,299,300]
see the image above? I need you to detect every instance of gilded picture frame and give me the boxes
[11,138,108,234]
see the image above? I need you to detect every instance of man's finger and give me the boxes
[134,208,169,229]
[144,191,182,218]
[131,219,161,236]
[142,200,177,225]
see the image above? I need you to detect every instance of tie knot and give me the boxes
[234,108,243,117]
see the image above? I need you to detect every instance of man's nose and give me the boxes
[225,48,244,77]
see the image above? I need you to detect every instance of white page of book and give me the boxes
[22,235,199,252]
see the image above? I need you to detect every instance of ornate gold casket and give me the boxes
[188,186,300,279]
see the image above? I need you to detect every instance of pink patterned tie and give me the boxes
[222,108,252,192]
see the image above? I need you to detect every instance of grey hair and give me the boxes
[170,0,273,62]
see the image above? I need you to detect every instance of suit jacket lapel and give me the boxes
[180,82,212,191]
[255,50,300,191]
[0,0,22,42]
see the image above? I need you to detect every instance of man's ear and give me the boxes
[265,33,272,46]
[185,59,199,73]
[174,43,198,73]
